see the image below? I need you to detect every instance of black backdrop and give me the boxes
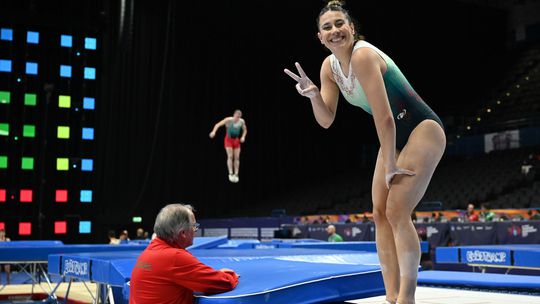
[1,0,511,241]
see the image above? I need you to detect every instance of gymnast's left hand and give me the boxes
[240,137,245,143]
[385,167,415,189]
[284,62,319,98]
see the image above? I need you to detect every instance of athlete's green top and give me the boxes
[226,119,243,138]
[328,233,344,242]
[329,40,443,149]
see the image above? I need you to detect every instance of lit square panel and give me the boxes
[0,59,12,72]
[83,97,95,110]
[0,123,8,136]
[60,65,72,78]
[26,62,38,75]
[20,189,33,202]
[27,31,39,44]
[79,221,91,234]
[57,126,70,139]
[0,155,7,168]
[24,93,36,106]
[56,158,69,171]
[80,190,92,203]
[54,221,67,234]
[60,35,72,47]
[1,28,13,41]
[81,159,93,171]
[23,125,35,138]
[0,91,10,104]
[0,189,5,202]
[58,95,71,108]
[84,67,96,80]
[21,157,34,170]
[19,222,32,235]
[85,37,97,50]
[55,189,68,202]
[82,128,94,140]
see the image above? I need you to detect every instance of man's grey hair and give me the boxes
[153,204,195,244]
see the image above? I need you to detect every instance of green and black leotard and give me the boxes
[330,40,443,150]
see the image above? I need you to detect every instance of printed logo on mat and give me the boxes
[64,258,89,276]
[466,250,507,264]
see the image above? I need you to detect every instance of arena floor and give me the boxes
[347,286,540,304]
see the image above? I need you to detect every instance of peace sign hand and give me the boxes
[284,62,319,98]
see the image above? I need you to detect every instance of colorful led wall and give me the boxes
[0,27,98,241]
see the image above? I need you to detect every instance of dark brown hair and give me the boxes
[317,0,364,41]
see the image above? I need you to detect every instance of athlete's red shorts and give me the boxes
[224,136,241,149]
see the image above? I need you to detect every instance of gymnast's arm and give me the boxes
[351,48,397,181]
[209,117,230,138]
[240,119,247,142]
[313,56,340,129]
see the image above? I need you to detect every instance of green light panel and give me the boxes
[0,156,7,169]
[0,123,8,136]
[21,157,34,170]
[23,125,36,138]
[58,95,71,108]
[0,91,10,104]
[24,93,37,106]
[57,126,70,139]
[56,158,69,171]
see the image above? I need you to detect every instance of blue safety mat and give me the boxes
[190,248,377,258]
[418,270,540,290]
[436,244,540,268]
[0,240,64,246]
[290,241,429,253]
[194,254,383,304]
[49,247,384,304]
[216,238,325,249]
[0,244,148,262]
[48,251,142,284]
[188,236,230,250]
[216,239,261,248]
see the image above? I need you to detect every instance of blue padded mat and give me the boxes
[49,247,384,303]
[0,244,147,262]
[291,241,429,253]
[0,240,64,246]
[418,270,540,290]
[195,255,383,304]
[188,236,229,250]
[436,244,540,268]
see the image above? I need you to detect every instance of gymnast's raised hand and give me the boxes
[284,62,319,98]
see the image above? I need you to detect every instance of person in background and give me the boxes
[135,228,146,240]
[0,229,11,284]
[209,110,247,183]
[466,203,478,222]
[119,230,130,244]
[108,230,120,245]
[130,204,238,304]
[479,203,495,222]
[326,224,343,242]
[528,209,540,221]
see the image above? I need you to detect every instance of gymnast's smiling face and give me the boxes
[317,11,355,52]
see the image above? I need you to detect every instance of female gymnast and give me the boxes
[284,1,446,303]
